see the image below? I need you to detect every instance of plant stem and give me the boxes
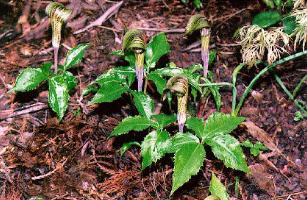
[234,51,307,116]
[231,63,245,115]
[292,74,307,98]
[272,72,306,114]
[199,82,233,87]
[53,46,59,73]
[201,28,210,77]
[135,53,145,92]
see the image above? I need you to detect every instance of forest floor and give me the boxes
[0,0,306,199]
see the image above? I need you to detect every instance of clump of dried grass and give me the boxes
[291,1,307,49]
[236,25,289,67]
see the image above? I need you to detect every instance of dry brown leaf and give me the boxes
[248,164,275,196]
[241,121,281,153]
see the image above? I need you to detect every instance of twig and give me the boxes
[74,1,123,34]
[0,103,48,121]
[31,158,68,180]
[98,25,185,34]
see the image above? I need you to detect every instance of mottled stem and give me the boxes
[201,28,210,77]
[177,94,188,133]
[53,46,59,73]
[135,53,145,92]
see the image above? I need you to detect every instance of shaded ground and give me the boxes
[0,0,306,199]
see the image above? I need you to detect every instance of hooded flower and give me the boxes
[122,29,146,91]
[166,76,189,133]
[186,14,211,77]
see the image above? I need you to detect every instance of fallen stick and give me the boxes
[0,103,48,121]
[74,1,123,34]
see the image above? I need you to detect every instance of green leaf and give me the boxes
[90,81,128,104]
[205,78,221,111]
[186,64,203,73]
[111,49,124,56]
[63,71,77,91]
[193,0,202,9]
[48,75,69,120]
[209,173,230,200]
[147,72,167,95]
[120,141,140,156]
[41,62,53,76]
[111,116,155,136]
[82,83,99,96]
[206,134,248,172]
[241,140,268,156]
[202,112,245,140]
[171,143,205,195]
[141,130,170,170]
[145,32,170,68]
[151,114,177,129]
[95,66,135,87]
[283,16,297,35]
[132,91,154,119]
[168,132,200,153]
[209,50,217,65]
[186,117,204,139]
[252,11,282,28]
[12,67,49,92]
[63,43,89,70]
[151,66,202,93]
[261,0,275,8]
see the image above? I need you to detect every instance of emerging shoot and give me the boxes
[166,76,189,132]
[186,14,211,77]
[46,2,72,73]
[122,29,146,91]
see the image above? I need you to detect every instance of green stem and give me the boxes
[272,72,306,114]
[234,51,307,116]
[232,64,245,115]
[199,82,233,87]
[292,74,307,98]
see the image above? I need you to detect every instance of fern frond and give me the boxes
[185,14,210,35]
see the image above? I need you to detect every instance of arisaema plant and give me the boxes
[10,2,88,120]
[185,14,211,77]
[46,2,72,73]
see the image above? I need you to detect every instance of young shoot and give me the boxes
[186,14,211,77]
[122,29,146,91]
[165,75,189,132]
[46,2,72,73]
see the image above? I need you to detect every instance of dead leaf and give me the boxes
[241,121,281,154]
[248,164,275,196]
